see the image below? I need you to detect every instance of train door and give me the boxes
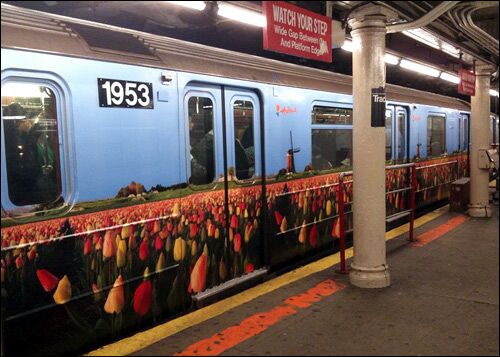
[223,87,265,273]
[386,105,408,162]
[183,84,265,295]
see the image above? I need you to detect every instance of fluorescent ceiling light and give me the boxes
[165,1,206,11]
[218,3,266,27]
[2,82,50,98]
[384,53,400,65]
[399,59,440,77]
[440,72,460,84]
[490,89,499,97]
[402,28,460,58]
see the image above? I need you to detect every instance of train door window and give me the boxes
[233,100,254,180]
[385,109,393,161]
[396,110,407,161]
[427,114,446,156]
[459,114,469,152]
[188,96,215,185]
[311,106,352,170]
[2,81,62,207]
[491,115,499,146]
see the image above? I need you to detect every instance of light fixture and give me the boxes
[403,28,460,58]
[217,3,266,27]
[490,89,499,97]
[384,53,400,65]
[165,1,206,11]
[399,59,440,77]
[440,72,460,84]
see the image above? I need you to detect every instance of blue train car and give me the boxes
[1,4,474,355]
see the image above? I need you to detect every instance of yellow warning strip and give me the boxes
[86,205,448,356]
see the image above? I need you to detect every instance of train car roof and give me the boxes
[1,3,470,112]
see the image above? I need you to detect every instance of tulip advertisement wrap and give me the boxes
[1,154,468,354]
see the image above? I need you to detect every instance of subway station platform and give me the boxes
[88,202,499,356]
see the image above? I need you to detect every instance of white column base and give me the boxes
[349,263,390,288]
[467,204,492,218]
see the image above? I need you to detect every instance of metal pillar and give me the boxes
[468,63,494,218]
[347,5,397,288]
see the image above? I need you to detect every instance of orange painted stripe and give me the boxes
[174,279,345,356]
[411,215,468,247]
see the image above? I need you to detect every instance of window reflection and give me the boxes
[2,82,62,206]
[233,100,254,180]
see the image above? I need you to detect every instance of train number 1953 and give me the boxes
[98,78,154,109]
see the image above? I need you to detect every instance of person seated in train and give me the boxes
[235,138,250,180]
[312,143,333,171]
[189,116,215,185]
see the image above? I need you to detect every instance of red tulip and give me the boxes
[331,218,340,239]
[36,269,60,292]
[139,240,149,261]
[133,280,153,317]
[309,224,318,248]
[274,210,283,225]
[230,214,238,229]
[155,235,163,251]
[246,263,254,273]
[234,233,242,253]
[189,223,198,238]
[84,237,92,255]
[15,255,24,269]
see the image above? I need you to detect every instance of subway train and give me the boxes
[0,3,496,355]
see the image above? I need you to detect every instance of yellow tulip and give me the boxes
[173,238,186,262]
[116,239,127,268]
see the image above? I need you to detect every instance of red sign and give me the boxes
[263,1,332,62]
[458,68,476,96]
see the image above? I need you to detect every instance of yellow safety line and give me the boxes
[86,205,448,356]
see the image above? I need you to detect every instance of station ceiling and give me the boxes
[2,1,499,103]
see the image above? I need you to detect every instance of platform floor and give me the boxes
[88,204,499,356]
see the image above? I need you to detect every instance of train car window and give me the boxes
[188,96,215,185]
[397,111,406,160]
[427,114,446,156]
[385,109,392,160]
[1,82,62,206]
[311,106,352,170]
[233,100,254,180]
[311,106,352,125]
[312,129,352,169]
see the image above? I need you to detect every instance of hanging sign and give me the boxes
[263,1,332,62]
[371,87,386,127]
[458,68,475,96]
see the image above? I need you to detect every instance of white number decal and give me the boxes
[101,81,112,105]
[100,79,152,108]
[110,82,124,105]
[125,82,138,106]
[137,84,150,107]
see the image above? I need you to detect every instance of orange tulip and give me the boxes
[190,245,208,293]
[103,230,116,258]
[53,275,72,304]
[104,275,125,314]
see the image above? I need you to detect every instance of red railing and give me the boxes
[336,162,422,274]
